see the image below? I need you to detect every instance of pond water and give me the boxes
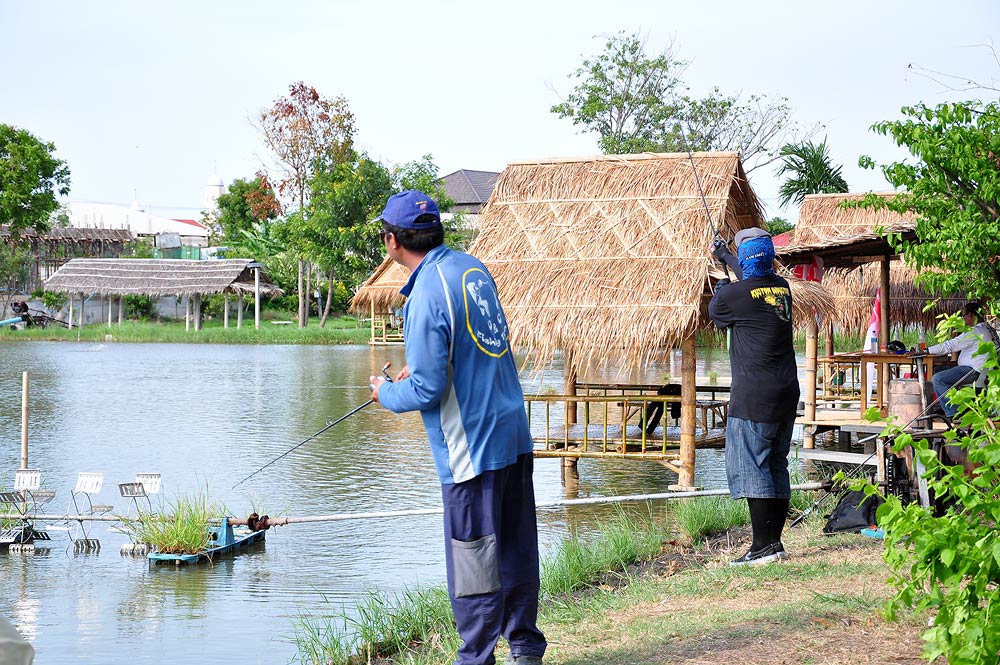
[0,341,793,664]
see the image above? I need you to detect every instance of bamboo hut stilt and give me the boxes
[193,293,202,332]
[674,337,697,490]
[237,293,244,329]
[224,293,229,329]
[804,317,818,449]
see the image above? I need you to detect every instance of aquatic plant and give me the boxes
[119,489,224,554]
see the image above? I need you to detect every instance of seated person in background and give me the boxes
[11,300,29,321]
[644,384,682,436]
[928,302,999,419]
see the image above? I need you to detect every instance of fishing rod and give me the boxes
[677,122,739,280]
[789,363,978,527]
[232,362,394,489]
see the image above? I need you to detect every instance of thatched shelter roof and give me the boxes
[349,257,410,314]
[44,258,283,296]
[778,193,917,268]
[0,226,134,242]
[822,261,964,332]
[468,152,833,366]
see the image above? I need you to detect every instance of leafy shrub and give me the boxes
[124,294,155,320]
[854,315,1000,664]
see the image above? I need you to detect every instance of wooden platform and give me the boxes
[534,423,725,460]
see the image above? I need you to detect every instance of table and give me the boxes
[818,352,940,414]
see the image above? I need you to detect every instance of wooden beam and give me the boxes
[804,316,818,449]
[674,337,697,490]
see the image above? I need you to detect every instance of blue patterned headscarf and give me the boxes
[738,236,776,279]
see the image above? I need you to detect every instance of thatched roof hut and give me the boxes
[44,258,283,296]
[822,261,963,332]
[469,152,832,367]
[778,192,917,267]
[349,257,409,314]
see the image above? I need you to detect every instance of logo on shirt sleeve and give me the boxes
[463,268,510,358]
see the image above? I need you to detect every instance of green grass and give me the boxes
[670,496,750,544]
[0,314,371,345]
[119,489,224,554]
[541,507,670,599]
[293,507,671,665]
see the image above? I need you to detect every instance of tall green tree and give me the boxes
[259,81,356,326]
[0,124,71,238]
[211,173,281,246]
[859,100,1000,301]
[551,32,806,172]
[774,137,849,207]
[305,154,394,325]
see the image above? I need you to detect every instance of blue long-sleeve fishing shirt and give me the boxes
[376,245,533,484]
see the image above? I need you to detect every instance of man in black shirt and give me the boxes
[709,227,798,565]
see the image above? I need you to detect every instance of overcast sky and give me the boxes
[2,0,997,221]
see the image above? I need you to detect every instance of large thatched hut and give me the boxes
[469,152,832,487]
[472,152,829,367]
[44,258,282,330]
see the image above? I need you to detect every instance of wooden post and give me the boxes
[185,296,191,332]
[193,293,202,332]
[237,293,244,329]
[879,255,890,352]
[825,322,834,357]
[370,302,376,344]
[223,293,229,329]
[107,295,113,327]
[673,336,697,490]
[21,371,28,470]
[254,267,261,330]
[118,296,124,325]
[564,347,578,425]
[68,294,74,330]
[804,316,818,449]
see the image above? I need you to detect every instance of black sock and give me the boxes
[747,498,771,551]
[770,498,790,544]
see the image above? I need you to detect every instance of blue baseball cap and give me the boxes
[377,190,441,229]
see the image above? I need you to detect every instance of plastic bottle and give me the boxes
[918,331,927,353]
[870,332,877,353]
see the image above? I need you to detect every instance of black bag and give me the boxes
[822,490,884,534]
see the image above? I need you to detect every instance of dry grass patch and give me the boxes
[541,529,927,665]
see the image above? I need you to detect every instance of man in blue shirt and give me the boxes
[369,190,546,665]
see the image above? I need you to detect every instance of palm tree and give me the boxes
[775,138,849,208]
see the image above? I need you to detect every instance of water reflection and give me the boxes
[0,341,769,663]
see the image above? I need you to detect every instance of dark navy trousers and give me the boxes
[441,452,547,665]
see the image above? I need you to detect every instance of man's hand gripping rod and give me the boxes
[232,362,393,489]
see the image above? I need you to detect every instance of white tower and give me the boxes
[203,174,224,211]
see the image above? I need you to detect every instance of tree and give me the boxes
[774,137,849,208]
[766,216,794,236]
[212,173,281,246]
[304,154,394,325]
[858,100,1000,302]
[0,124,70,238]
[551,32,808,172]
[258,81,356,326]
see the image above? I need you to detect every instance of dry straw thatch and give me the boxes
[821,261,965,333]
[469,152,833,367]
[781,192,916,261]
[44,258,283,296]
[348,257,410,314]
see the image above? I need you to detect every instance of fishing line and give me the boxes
[676,122,733,282]
[231,362,393,489]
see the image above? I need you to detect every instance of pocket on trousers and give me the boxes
[450,534,501,598]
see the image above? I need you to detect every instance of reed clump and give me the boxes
[120,490,224,554]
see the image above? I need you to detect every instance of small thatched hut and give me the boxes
[44,258,282,330]
[348,258,410,344]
